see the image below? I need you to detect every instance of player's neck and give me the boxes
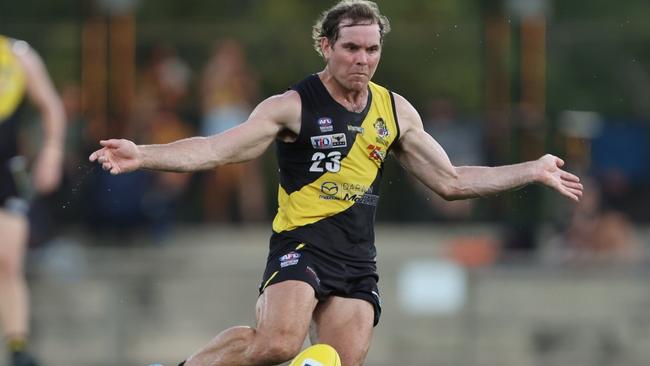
[318,71,368,113]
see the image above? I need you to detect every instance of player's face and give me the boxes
[323,22,382,92]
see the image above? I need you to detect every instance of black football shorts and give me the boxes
[0,161,26,215]
[259,239,382,326]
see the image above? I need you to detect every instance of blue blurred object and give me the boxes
[591,121,650,182]
[86,169,154,232]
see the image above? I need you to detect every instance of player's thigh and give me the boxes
[311,296,374,366]
[254,280,318,349]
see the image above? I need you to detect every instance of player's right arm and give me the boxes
[89,90,301,174]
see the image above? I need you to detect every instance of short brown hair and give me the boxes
[312,0,391,57]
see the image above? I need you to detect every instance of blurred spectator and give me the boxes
[199,39,267,222]
[591,121,650,221]
[141,110,194,241]
[558,113,649,221]
[410,98,484,220]
[544,178,644,265]
[134,44,193,122]
[133,44,195,240]
[86,44,195,242]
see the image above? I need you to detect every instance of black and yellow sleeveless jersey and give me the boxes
[271,74,400,264]
[0,35,27,161]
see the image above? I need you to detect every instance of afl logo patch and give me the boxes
[279,251,301,268]
[317,117,333,132]
[279,252,301,261]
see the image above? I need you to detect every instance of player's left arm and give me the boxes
[14,41,66,194]
[391,93,583,202]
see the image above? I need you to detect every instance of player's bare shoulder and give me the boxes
[252,89,302,142]
[391,92,424,144]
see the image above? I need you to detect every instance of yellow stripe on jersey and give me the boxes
[272,82,398,233]
[0,36,27,122]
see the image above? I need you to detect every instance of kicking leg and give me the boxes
[185,280,317,366]
[311,297,374,366]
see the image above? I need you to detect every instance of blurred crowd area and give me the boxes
[2,0,650,264]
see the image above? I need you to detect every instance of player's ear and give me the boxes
[320,37,331,60]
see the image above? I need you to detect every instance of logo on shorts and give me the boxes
[317,117,333,132]
[305,266,321,285]
[280,252,301,268]
[311,133,347,149]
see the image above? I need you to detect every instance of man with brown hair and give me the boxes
[90,1,582,365]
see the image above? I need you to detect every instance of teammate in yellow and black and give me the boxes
[89,1,584,365]
[0,35,65,366]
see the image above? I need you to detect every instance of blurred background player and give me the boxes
[0,35,65,366]
[199,38,267,222]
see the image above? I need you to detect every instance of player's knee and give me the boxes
[267,341,302,363]
[337,343,370,366]
[0,251,22,277]
[0,219,26,277]
[255,336,302,363]
[0,262,21,278]
[341,352,367,366]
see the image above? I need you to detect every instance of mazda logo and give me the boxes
[320,182,338,195]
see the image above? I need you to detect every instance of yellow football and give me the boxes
[289,344,341,366]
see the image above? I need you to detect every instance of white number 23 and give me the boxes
[309,151,341,173]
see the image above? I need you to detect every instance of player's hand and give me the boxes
[89,139,142,175]
[536,154,583,202]
[32,144,63,194]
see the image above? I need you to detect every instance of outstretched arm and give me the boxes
[89,91,300,174]
[392,93,583,202]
